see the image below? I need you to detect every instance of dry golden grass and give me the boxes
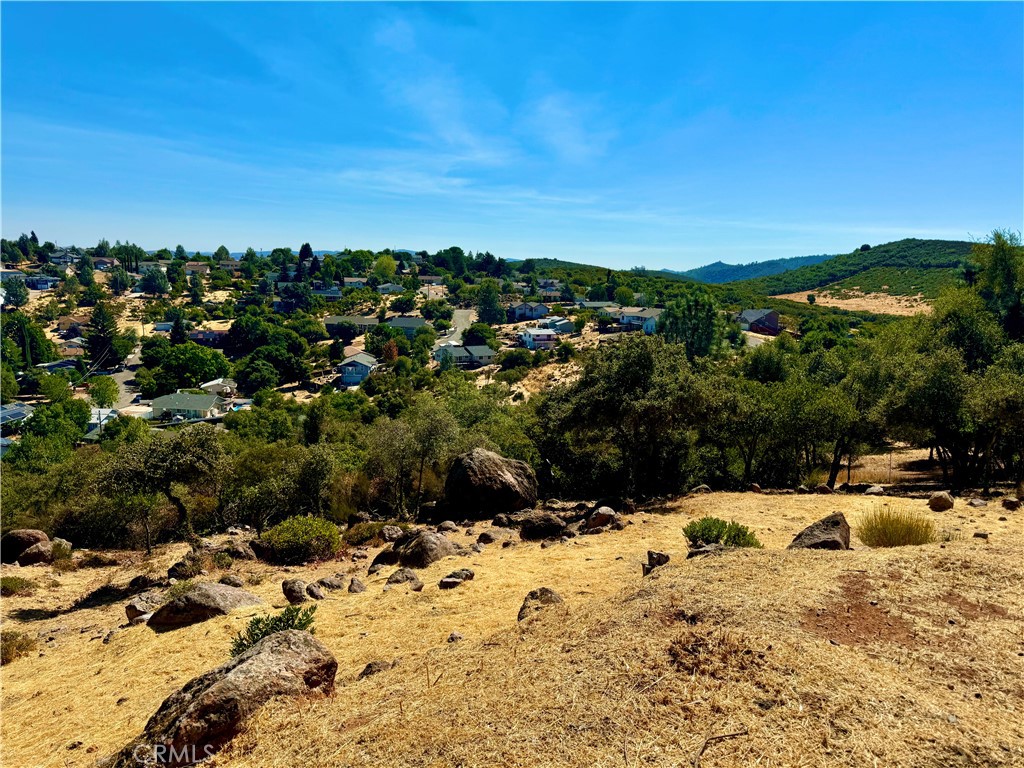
[857,505,937,547]
[2,493,1022,767]
[774,290,932,316]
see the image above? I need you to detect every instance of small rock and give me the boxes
[436,521,459,534]
[348,577,366,594]
[447,631,464,643]
[306,584,326,600]
[747,483,762,493]
[317,577,345,590]
[367,564,384,575]
[386,568,423,591]
[282,579,308,604]
[643,550,671,576]
[380,525,404,542]
[438,578,463,590]
[929,491,955,512]
[127,574,164,592]
[968,498,988,508]
[470,543,484,553]
[796,485,811,495]
[1000,497,1020,511]
[864,485,884,496]
[815,484,833,495]
[999,516,1008,522]
[446,568,475,581]
[517,587,563,621]
[358,660,393,679]
[788,513,851,550]
[973,532,989,540]
[219,575,244,588]
[103,629,119,644]
[125,591,164,621]
[129,613,152,626]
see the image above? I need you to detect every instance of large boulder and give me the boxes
[393,530,458,569]
[443,448,537,519]
[17,541,55,566]
[126,591,165,621]
[101,630,336,768]
[787,513,851,551]
[386,568,424,591]
[1002,497,1021,511]
[148,584,262,631]
[928,491,955,512]
[1,529,49,564]
[517,510,567,541]
[282,579,308,605]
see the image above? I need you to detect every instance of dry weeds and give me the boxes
[1,493,1021,767]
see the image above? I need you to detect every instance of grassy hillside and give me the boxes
[2,492,1021,767]
[735,238,973,296]
[820,266,962,299]
[680,253,834,283]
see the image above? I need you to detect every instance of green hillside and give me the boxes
[734,238,973,296]
[820,266,961,299]
[679,253,833,283]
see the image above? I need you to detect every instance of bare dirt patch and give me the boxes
[801,572,923,649]
[775,289,932,316]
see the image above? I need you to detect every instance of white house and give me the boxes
[510,302,549,321]
[200,378,237,398]
[376,282,405,295]
[343,277,369,289]
[433,344,473,367]
[619,307,663,335]
[518,327,558,350]
[338,352,378,387]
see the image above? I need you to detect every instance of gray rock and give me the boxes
[438,577,464,590]
[128,574,164,591]
[968,498,988,508]
[446,568,475,582]
[443,448,538,519]
[642,550,671,576]
[470,543,484,553]
[585,506,619,531]
[215,541,256,561]
[517,510,567,541]
[219,575,244,588]
[748,483,762,493]
[864,485,885,496]
[306,584,325,600]
[348,577,366,594]
[477,529,511,545]
[929,491,955,511]
[788,513,851,551]
[517,587,563,621]
[148,584,262,631]
[282,579,307,604]
[17,540,56,566]
[126,591,165,621]
[167,553,204,580]
[447,631,464,643]
[380,525,405,542]
[129,613,153,626]
[393,530,458,568]
[1001,497,1021,511]
[101,631,336,768]
[436,521,459,534]
[815,483,833,495]
[796,485,812,495]
[317,577,345,590]
[973,531,989,540]
[386,568,423,591]
[1,529,49,564]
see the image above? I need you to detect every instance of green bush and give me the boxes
[230,605,317,657]
[212,552,233,570]
[0,630,36,665]
[683,516,762,549]
[342,520,410,546]
[259,516,340,564]
[857,506,936,547]
[0,576,36,597]
[165,579,196,601]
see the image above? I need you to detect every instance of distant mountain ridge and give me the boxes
[678,253,834,284]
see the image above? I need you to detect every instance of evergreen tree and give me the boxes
[476,278,505,324]
[299,242,314,262]
[170,315,189,345]
[86,302,127,367]
[174,244,188,260]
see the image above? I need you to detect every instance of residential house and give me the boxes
[49,249,80,266]
[376,282,405,295]
[518,327,558,350]
[218,261,242,276]
[57,338,87,358]
[418,274,445,286]
[325,315,379,336]
[88,408,119,431]
[343,277,369,289]
[619,307,663,335]
[510,302,550,321]
[24,274,61,290]
[0,402,35,433]
[465,345,496,366]
[151,321,175,333]
[386,316,427,339]
[34,360,79,373]
[576,300,621,316]
[737,309,781,336]
[184,262,211,276]
[93,257,119,271]
[433,344,473,367]
[189,329,228,347]
[151,392,223,420]
[311,281,342,300]
[541,316,575,334]
[338,352,379,387]
[56,314,90,335]
[539,288,562,302]
[200,377,237,397]
[137,261,167,274]
[0,269,26,282]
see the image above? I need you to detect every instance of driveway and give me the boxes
[438,308,475,348]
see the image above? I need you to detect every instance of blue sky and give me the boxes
[2,2,1022,269]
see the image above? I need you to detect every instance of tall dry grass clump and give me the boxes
[857,505,936,547]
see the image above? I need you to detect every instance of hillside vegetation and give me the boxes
[819,265,961,299]
[679,253,833,283]
[735,239,973,296]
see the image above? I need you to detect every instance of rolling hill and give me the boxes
[733,238,973,297]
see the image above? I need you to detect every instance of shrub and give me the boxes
[857,506,936,547]
[230,605,317,657]
[79,552,120,568]
[0,631,36,665]
[212,552,233,570]
[342,520,410,546]
[0,576,36,597]
[259,516,340,564]
[165,579,196,601]
[682,516,762,549]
